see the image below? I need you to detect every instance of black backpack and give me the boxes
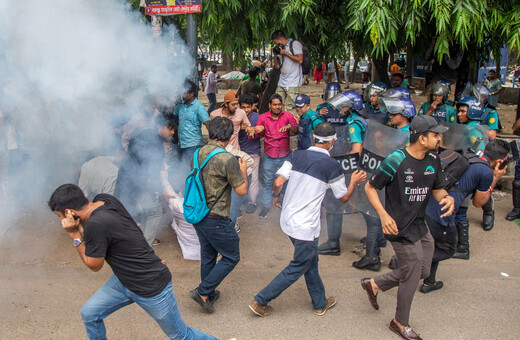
[439,148,488,191]
[316,62,323,72]
[290,40,311,75]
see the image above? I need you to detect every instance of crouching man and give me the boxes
[48,184,217,340]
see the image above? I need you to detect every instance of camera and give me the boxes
[273,43,284,55]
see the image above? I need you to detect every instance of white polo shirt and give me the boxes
[277,146,348,241]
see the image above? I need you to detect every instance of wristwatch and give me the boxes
[73,237,84,247]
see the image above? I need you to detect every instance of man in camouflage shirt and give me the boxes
[190,117,249,313]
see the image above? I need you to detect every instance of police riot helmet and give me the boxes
[380,87,410,100]
[469,84,491,104]
[430,82,450,101]
[363,82,388,102]
[456,96,483,121]
[323,82,341,101]
[378,98,416,118]
[328,91,364,111]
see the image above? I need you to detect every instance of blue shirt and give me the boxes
[238,111,261,155]
[297,109,324,150]
[426,162,492,226]
[173,98,210,148]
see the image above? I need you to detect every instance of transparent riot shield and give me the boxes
[439,121,489,152]
[329,124,352,157]
[347,120,409,215]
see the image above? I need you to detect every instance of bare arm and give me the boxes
[338,170,366,203]
[233,158,249,196]
[365,181,398,235]
[472,162,507,208]
[431,189,455,218]
[61,211,105,272]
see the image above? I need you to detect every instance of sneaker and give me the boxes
[249,300,273,317]
[258,207,270,219]
[152,238,161,247]
[419,281,443,294]
[234,222,241,233]
[190,289,215,313]
[314,297,337,316]
[246,202,257,214]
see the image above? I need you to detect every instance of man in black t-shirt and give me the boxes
[361,116,455,340]
[48,184,216,340]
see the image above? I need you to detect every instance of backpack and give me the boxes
[183,147,228,224]
[316,63,323,72]
[290,40,311,75]
[439,148,488,191]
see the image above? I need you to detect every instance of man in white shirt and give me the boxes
[249,122,366,317]
[272,30,303,112]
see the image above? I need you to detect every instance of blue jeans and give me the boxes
[255,237,326,310]
[81,276,217,340]
[361,212,384,256]
[193,216,240,297]
[180,146,201,165]
[206,93,216,113]
[261,155,288,209]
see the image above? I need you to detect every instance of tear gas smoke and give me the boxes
[0,0,194,233]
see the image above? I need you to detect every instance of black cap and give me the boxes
[410,116,449,135]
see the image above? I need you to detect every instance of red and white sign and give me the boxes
[145,5,201,15]
[144,0,201,15]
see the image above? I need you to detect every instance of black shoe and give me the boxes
[209,289,220,303]
[420,281,443,293]
[352,255,381,271]
[483,211,495,231]
[359,237,387,248]
[318,241,340,256]
[452,250,470,260]
[258,207,270,219]
[246,203,257,214]
[506,208,520,221]
[388,255,399,270]
[190,289,215,313]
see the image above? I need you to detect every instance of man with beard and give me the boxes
[361,116,454,340]
[48,184,217,340]
[210,91,250,150]
[246,94,298,219]
[174,80,210,162]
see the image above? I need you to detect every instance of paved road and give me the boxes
[1,193,519,340]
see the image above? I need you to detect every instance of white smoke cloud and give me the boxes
[0,0,194,228]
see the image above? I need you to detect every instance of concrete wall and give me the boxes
[499,87,519,105]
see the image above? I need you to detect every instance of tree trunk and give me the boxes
[406,44,414,85]
[259,68,280,114]
[373,54,391,87]
[351,58,359,83]
[223,52,233,72]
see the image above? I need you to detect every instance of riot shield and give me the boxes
[439,121,489,151]
[347,120,409,215]
[329,124,352,157]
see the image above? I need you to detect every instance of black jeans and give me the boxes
[424,216,457,285]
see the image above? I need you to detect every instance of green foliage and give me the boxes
[128,0,520,65]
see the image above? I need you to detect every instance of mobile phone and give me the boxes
[499,157,510,170]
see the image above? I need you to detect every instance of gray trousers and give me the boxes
[374,231,434,325]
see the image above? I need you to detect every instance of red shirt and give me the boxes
[256,110,298,158]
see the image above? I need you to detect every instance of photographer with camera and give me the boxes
[271,30,303,112]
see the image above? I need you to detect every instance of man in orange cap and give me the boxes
[210,91,251,150]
